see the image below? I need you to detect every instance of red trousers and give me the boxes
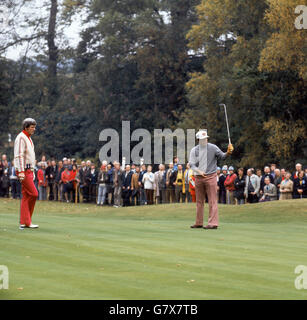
[20,170,38,226]
[195,173,219,227]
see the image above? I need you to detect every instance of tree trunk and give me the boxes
[47,0,58,106]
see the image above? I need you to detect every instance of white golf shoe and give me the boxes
[27,224,39,229]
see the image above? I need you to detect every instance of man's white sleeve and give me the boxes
[14,136,26,173]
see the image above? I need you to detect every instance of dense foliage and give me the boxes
[0,0,306,168]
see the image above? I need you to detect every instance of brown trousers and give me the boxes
[195,173,219,227]
[145,189,154,205]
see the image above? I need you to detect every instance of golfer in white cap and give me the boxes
[189,129,233,229]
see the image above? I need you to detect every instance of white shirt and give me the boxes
[142,172,155,190]
[14,131,36,173]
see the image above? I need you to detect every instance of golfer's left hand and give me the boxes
[227,144,234,154]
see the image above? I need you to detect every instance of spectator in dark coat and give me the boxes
[218,165,228,204]
[106,164,114,205]
[78,161,90,202]
[0,154,10,197]
[138,164,147,205]
[46,160,57,200]
[234,168,245,205]
[293,171,307,199]
[273,169,282,199]
[165,163,176,203]
[54,160,64,201]
[86,164,98,203]
[113,161,123,207]
[122,165,133,207]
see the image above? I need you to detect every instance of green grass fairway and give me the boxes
[1,198,307,300]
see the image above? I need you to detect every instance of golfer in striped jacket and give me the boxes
[14,118,39,229]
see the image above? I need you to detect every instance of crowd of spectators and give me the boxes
[1,154,307,206]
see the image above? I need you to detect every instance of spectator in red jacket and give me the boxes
[61,167,74,202]
[37,162,48,200]
[224,166,237,204]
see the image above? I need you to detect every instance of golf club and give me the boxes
[219,103,231,145]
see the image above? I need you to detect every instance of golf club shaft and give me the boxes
[220,104,231,145]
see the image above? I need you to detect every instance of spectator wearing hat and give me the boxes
[234,168,245,205]
[62,157,68,168]
[293,171,307,199]
[224,166,237,204]
[218,165,228,204]
[189,129,234,229]
[244,169,260,203]
[279,172,293,200]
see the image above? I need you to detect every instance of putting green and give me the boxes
[0,198,307,299]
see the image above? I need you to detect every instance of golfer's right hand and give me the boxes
[227,144,234,154]
[18,172,25,182]
[198,170,206,177]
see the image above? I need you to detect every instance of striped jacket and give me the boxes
[14,130,36,174]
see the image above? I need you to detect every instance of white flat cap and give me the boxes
[196,129,209,140]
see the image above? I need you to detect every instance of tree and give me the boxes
[259,0,307,81]
[179,0,307,168]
